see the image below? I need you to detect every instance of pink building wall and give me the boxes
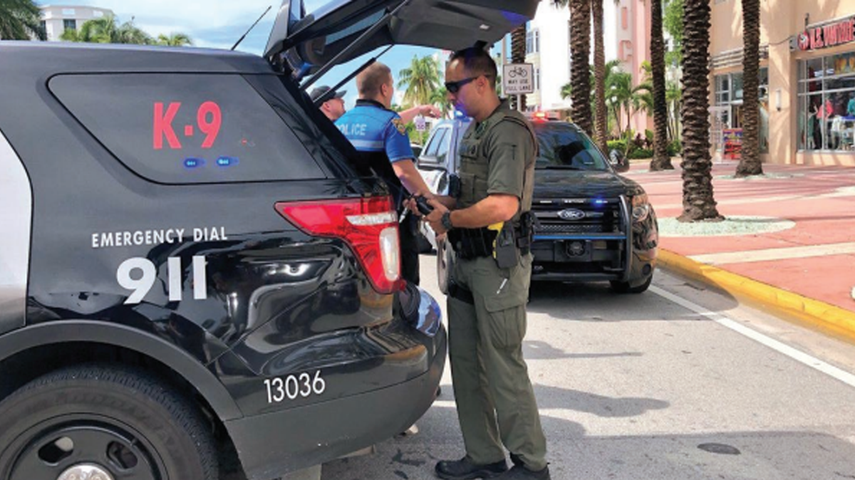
[616,0,654,138]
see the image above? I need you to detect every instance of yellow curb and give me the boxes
[658,249,855,345]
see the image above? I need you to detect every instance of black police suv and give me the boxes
[0,1,539,479]
[418,115,659,294]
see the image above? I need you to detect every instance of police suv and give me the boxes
[0,1,538,479]
[418,114,659,294]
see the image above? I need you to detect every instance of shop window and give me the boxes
[798,53,855,153]
[714,68,769,153]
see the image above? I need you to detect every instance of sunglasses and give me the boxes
[445,77,478,94]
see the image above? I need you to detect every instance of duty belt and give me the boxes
[448,225,532,261]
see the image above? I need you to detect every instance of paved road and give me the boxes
[318,255,855,480]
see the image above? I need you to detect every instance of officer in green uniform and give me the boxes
[425,47,549,480]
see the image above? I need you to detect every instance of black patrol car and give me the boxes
[0,1,538,479]
[418,114,659,294]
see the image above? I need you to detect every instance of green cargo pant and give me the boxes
[447,253,548,471]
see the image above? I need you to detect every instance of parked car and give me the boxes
[417,114,658,294]
[0,1,539,479]
[411,143,424,158]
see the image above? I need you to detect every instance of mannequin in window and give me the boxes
[808,100,820,150]
[847,96,855,118]
[831,115,844,150]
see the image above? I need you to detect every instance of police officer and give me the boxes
[335,62,438,286]
[425,48,550,480]
[310,85,347,121]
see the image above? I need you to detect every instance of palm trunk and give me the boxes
[613,105,623,139]
[570,0,593,135]
[511,26,527,112]
[592,0,608,151]
[680,0,722,221]
[625,103,632,136]
[650,0,673,170]
[736,0,763,177]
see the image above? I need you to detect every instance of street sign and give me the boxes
[502,63,534,95]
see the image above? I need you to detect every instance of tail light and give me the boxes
[275,196,404,294]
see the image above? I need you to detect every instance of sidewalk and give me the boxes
[624,159,855,343]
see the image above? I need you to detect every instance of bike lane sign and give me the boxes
[502,63,534,95]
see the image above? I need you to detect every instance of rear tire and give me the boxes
[610,275,653,294]
[0,364,218,480]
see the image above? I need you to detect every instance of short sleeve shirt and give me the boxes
[335,99,414,163]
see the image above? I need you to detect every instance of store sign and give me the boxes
[798,17,855,51]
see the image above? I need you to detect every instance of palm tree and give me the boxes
[0,0,45,40]
[61,15,115,43]
[736,0,762,177]
[430,86,452,118]
[569,0,592,135]
[556,0,611,149]
[398,55,441,107]
[511,26,527,111]
[156,33,193,47]
[60,14,155,45]
[680,0,721,222]
[591,0,608,152]
[649,0,673,171]
[562,60,644,140]
[116,19,152,45]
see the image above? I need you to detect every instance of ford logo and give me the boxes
[558,209,586,221]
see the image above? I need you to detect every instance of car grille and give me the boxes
[532,199,624,235]
[536,223,605,234]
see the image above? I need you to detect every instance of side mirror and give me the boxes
[609,149,630,173]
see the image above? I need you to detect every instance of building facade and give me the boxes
[711,0,855,166]
[40,5,115,42]
[614,0,654,135]
[525,2,572,114]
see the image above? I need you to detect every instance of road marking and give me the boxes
[651,285,855,389]
[688,242,855,265]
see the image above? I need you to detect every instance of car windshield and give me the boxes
[534,123,609,171]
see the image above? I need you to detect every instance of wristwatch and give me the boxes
[441,211,454,231]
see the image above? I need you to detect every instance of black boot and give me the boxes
[494,465,551,479]
[435,457,508,480]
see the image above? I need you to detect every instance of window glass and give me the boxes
[715,70,769,152]
[423,129,446,158]
[732,73,744,101]
[436,128,451,166]
[49,74,325,183]
[63,19,76,31]
[798,54,855,152]
[534,124,608,171]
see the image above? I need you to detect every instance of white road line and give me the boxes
[688,242,855,265]
[650,285,855,389]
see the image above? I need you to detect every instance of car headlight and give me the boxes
[631,194,650,223]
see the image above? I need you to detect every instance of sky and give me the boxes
[39,0,448,109]
[39,1,617,110]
